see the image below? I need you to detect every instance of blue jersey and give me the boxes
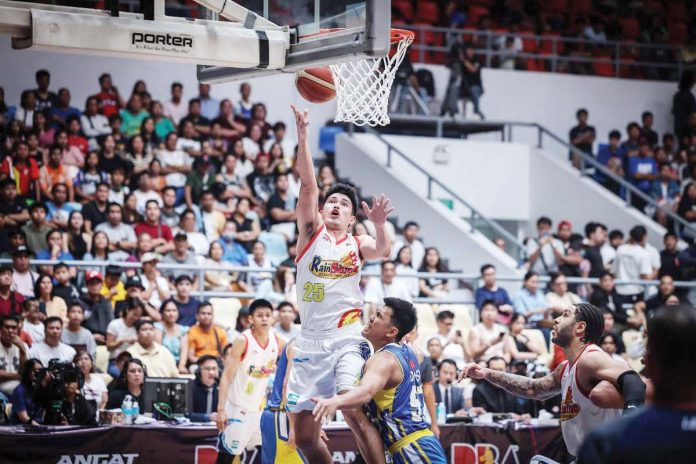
[266,341,290,410]
[366,343,430,449]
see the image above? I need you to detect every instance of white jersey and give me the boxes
[559,344,621,456]
[295,224,364,332]
[227,329,279,412]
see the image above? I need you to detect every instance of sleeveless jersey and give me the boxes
[295,224,364,332]
[227,329,279,412]
[559,344,621,456]
[366,343,431,449]
[266,340,290,410]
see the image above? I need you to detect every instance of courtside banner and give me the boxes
[0,424,568,463]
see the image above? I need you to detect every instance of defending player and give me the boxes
[460,303,645,460]
[286,105,392,464]
[260,339,307,464]
[215,299,283,463]
[312,298,447,464]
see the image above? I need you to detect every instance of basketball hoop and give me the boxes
[330,29,414,127]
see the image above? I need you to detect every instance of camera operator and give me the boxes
[35,360,96,426]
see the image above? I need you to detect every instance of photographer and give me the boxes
[35,360,96,426]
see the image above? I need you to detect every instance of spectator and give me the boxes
[176,209,209,256]
[9,358,44,424]
[140,253,170,310]
[36,230,74,275]
[92,73,123,118]
[51,262,80,305]
[214,99,246,140]
[95,203,137,261]
[50,88,80,130]
[584,222,608,279]
[236,82,253,120]
[475,264,514,322]
[177,120,202,158]
[426,337,443,375]
[621,122,642,156]
[468,300,508,363]
[160,232,198,286]
[432,310,466,368]
[613,225,652,303]
[246,154,275,204]
[229,197,259,252]
[14,91,36,130]
[459,42,484,120]
[505,313,544,364]
[433,359,466,415]
[154,299,189,365]
[170,275,200,327]
[63,211,91,260]
[204,241,245,292]
[526,216,564,275]
[46,183,79,230]
[163,82,187,126]
[28,317,76,365]
[545,272,582,317]
[100,265,127,310]
[105,358,146,411]
[82,182,110,232]
[135,200,174,255]
[189,354,220,423]
[651,163,680,214]
[149,100,175,140]
[589,271,638,333]
[180,99,210,139]
[54,128,85,173]
[74,351,107,412]
[641,111,659,148]
[0,228,26,260]
[363,261,412,313]
[569,108,596,167]
[61,302,96,359]
[83,230,112,265]
[114,277,160,321]
[556,220,583,284]
[659,232,680,279]
[196,190,224,242]
[599,332,625,363]
[672,71,696,141]
[198,83,219,121]
[583,18,607,43]
[21,299,44,345]
[0,265,24,318]
[627,138,657,210]
[119,94,149,138]
[179,302,227,373]
[131,172,163,215]
[418,247,450,298]
[390,221,426,270]
[98,134,128,175]
[80,96,111,148]
[472,356,533,416]
[184,157,216,209]
[159,132,192,203]
[126,319,179,378]
[394,246,419,298]
[35,274,68,322]
[602,229,624,267]
[0,315,28,397]
[595,130,625,189]
[247,241,273,290]
[39,145,73,202]
[159,187,182,229]
[0,141,40,200]
[80,271,114,344]
[264,122,296,163]
[267,172,297,241]
[512,271,549,333]
[274,301,299,340]
[11,246,39,299]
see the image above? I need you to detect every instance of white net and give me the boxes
[330,30,414,127]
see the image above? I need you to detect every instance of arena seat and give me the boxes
[618,18,641,40]
[95,345,109,373]
[522,328,552,366]
[416,1,440,25]
[259,231,289,266]
[210,297,243,330]
[668,22,689,44]
[392,0,414,22]
[441,304,474,331]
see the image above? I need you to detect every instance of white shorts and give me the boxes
[218,404,262,455]
[285,325,370,412]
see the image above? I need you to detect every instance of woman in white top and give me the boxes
[74,351,107,411]
[546,271,582,317]
[14,90,36,130]
[467,300,510,364]
[176,209,209,257]
[394,245,420,298]
[204,241,243,291]
[230,138,254,179]
[241,122,265,161]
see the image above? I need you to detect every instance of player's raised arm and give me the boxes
[460,361,564,400]
[357,194,395,261]
[291,105,321,246]
[215,336,247,431]
[311,353,395,423]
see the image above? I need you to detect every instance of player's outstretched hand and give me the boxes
[311,397,339,423]
[290,104,309,141]
[458,363,487,382]
[361,194,394,226]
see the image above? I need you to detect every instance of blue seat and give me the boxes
[259,231,289,266]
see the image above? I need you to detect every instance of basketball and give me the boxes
[295,67,336,103]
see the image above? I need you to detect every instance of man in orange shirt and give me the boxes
[179,302,227,373]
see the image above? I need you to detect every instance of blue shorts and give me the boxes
[392,435,447,464]
[260,409,307,464]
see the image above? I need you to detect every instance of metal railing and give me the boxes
[348,124,527,262]
[379,114,696,239]
[402,24,696,80]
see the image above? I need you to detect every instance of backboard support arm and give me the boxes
[191,0,278,28]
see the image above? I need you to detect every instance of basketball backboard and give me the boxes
[196,0,391,83]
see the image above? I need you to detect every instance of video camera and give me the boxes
[37,359,83,425]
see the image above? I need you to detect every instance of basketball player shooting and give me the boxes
[460,303,646,460]
[285,104,393,464]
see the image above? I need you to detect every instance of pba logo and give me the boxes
[451,443,520,464]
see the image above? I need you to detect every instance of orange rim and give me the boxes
[390,28,414,45]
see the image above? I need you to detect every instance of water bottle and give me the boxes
[121,395,133,425]
[436,402,446,424]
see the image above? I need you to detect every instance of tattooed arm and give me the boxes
[460,362,564,400]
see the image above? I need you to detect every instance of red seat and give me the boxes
[525,58,544,72]
[392,0,414,22]
[667,2,688,21]
[592,54,615,77]
[546,0,569,15]
[570,0,593,15]
[538,33,564,55]
[645,1,664,15]
[468,6,490,26]
[416,1,440,25]
[618,17,641,40]
[413,21,443,46]
[668,22,689,44]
